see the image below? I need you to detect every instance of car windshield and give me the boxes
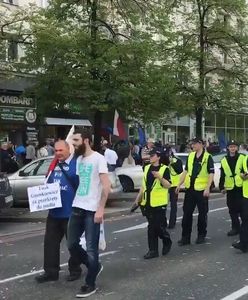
[174,154,188,165]
[21,158,53,176]
[213,153,226,163]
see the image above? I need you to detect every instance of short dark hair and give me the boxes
[73,128,92,143]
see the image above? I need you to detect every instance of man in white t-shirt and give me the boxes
[102,140,118,172]
[67,130,111,298]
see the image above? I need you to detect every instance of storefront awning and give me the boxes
[45,117,92,126]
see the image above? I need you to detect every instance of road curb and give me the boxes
[0,208,134,223]
[0,193,222,223]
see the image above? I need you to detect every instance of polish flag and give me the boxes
[66,125,75,155]
[113,110,126,139]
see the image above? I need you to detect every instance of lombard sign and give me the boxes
[0,95,36,109]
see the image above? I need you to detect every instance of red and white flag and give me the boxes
[113,110,126,139]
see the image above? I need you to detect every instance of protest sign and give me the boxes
[28,182,62,212]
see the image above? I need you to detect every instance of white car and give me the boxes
[8,156,122,206]
[115,152,224,192]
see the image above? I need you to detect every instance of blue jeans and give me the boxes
[67,208,100,287]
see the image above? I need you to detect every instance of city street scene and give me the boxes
[1,0,248,299]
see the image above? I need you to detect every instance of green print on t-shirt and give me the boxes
[77,163,93,196]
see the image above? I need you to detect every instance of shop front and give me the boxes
[39,117,92,141]
[0,90,38,146]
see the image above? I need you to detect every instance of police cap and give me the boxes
[227,140,239,147]
[149,147,161,157]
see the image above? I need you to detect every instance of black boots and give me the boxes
[35,273,59,283]
[162,240,172,256]
[143,251,159,259]
[227,229,239,236]
[232,241,248,253]
[178,237,191,246]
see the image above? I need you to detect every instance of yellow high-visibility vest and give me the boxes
[242,156,248,198]
[185,151,210,191]
[169,158,181,187]
[221,155,243,190]
[140,164,169,207]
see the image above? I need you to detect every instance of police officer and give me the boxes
[219,140,244,236]
[176,138,215,245]
[232,154,248,253]
[168,153,183,229]
[134,148,172,259]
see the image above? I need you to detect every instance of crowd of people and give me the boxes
[0,140,55,173]
[2,131,248,298]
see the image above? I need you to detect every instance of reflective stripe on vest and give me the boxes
[169,158,180,187]
[140,164,169,207]
[221,155,243,190]
[185,151,210,191]
[243,156,248,198]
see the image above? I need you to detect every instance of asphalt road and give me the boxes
[1,195,248,300]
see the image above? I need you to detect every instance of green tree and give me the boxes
[19,0,177,148]
[171,0,248,138]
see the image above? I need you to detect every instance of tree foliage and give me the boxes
[19,0,177,125]
[171,0,248,137]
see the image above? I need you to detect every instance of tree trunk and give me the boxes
[89,0,102,151]
[93,110,102,151]
[195,107,203,138]
[196,0,206,139]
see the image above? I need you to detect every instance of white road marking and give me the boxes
[0,251,118,284]
[220,286,248,300]
[113,206,228,233]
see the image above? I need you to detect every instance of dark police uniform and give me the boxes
[140,163,172,259]
[178,150,214,245]
[219,151,244,236]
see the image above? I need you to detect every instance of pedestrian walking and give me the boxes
[219,140,244,236]
[141,138,155,168]
[0,142,11,173]
[102,140,118,172]
[35,140,81,283]
[232,154,248,253]
[67,129,111,298]
[134,147,172,259]
[168,153,183,229]
[176,138,214,245]
[37,142,49,158]
[25,141,36,164]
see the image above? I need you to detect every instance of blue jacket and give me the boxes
[47,156,78,218]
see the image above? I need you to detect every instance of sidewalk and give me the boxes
[0,192,138,223]
[0,192,220,223]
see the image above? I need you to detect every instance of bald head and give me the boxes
[55,140,70,161]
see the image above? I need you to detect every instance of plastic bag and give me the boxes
[79,223,106,251]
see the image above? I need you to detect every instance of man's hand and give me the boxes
[94,207,104,223]
[221,189,226,194]
[241,173,248,180]
[203,188,210,198]
[175,185,181,194]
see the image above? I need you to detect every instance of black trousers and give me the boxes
[226,189,243,232]
[44,215,81,276]
[239,198,248,249]
[182,190,209,239]
[169,187,178,227]
[145,208,171,253]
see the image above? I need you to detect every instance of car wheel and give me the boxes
[118,176,134,192]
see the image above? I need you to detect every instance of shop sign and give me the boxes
[26,126,39,145]
[0,108,37,123]
[0,108,25,121]
[0,95,36,108]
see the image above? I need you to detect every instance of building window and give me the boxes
[2,0,18,5]
[0,39,18,62]
[8,40,18,61]
[226,114,235,128]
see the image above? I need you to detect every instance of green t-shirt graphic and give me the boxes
[77,163,93,197]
